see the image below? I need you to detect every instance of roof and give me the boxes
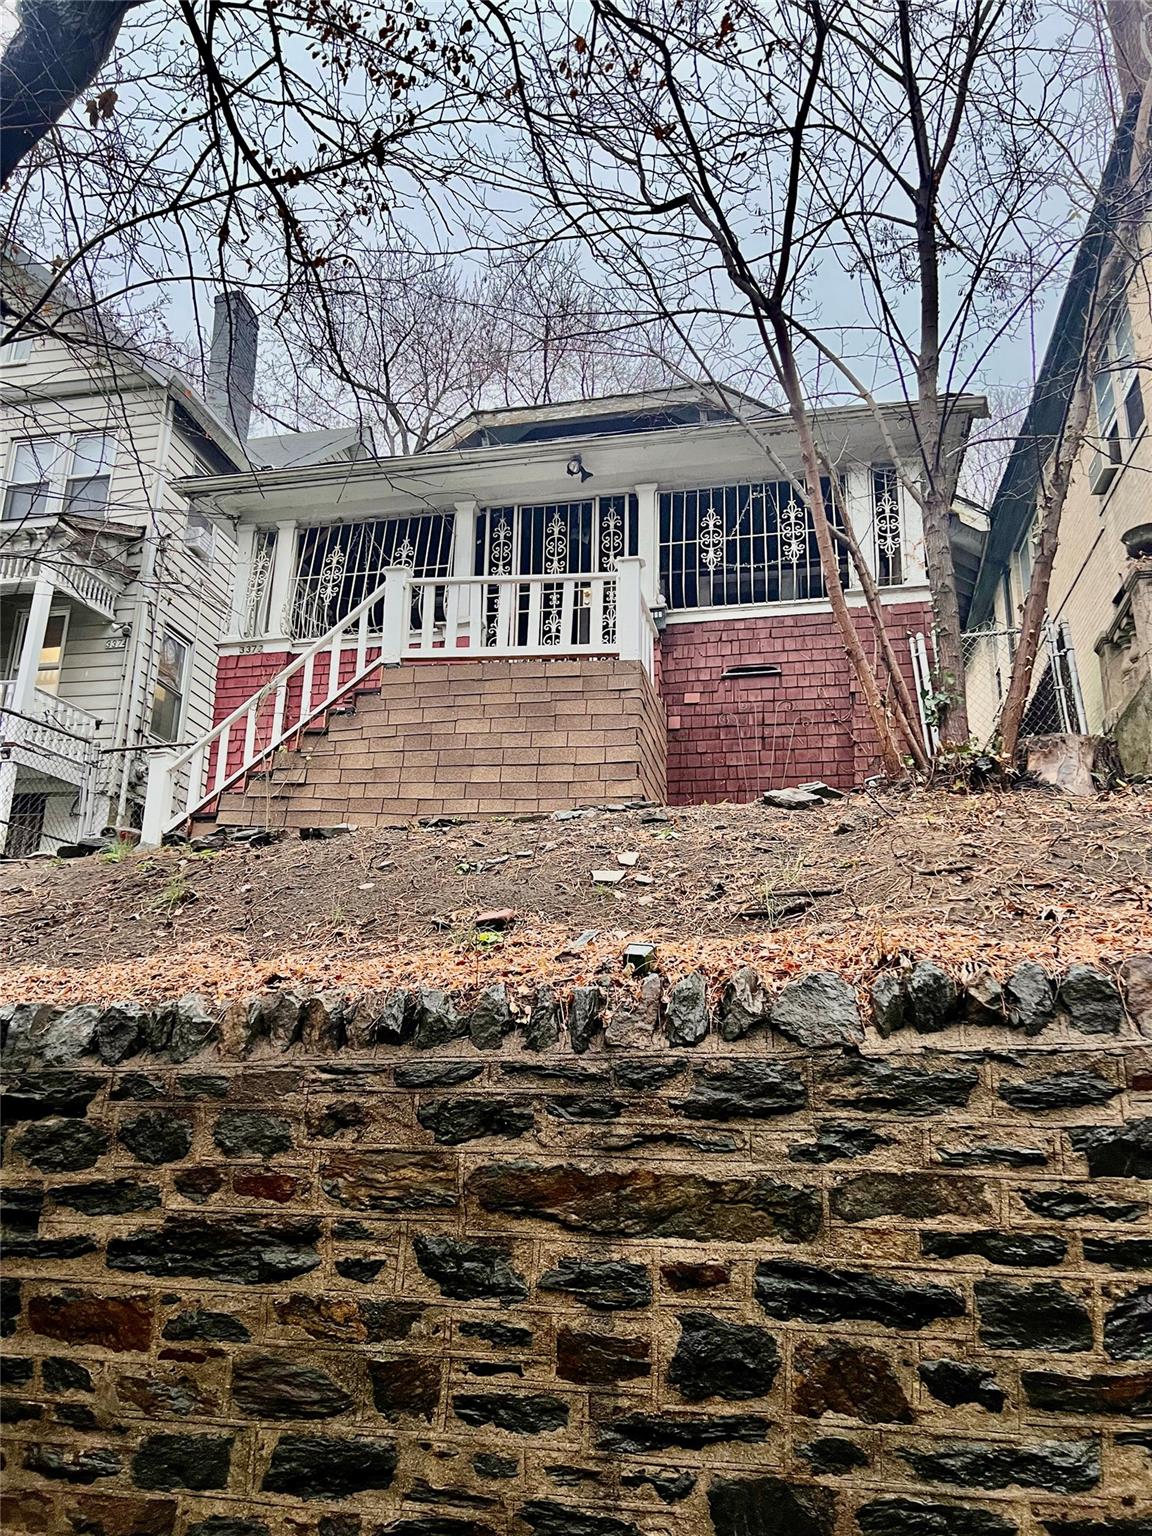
[425,383,776,451]
[245,426,376,468]
[967,91,1143,626]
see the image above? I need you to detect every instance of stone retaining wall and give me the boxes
[2,959,1151,1536]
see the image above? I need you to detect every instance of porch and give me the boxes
[0,549,113,854]
[142,562,659,840]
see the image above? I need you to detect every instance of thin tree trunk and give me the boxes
[770,314,907,778]
[1,0,141,183]
[828,494,931,771]
[998,362,1095,760]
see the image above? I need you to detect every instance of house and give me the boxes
[139,385,987,837]
[0,248,370,855]
[965,46,1150,766]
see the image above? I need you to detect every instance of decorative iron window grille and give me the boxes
[289,515,454,640]
[658,479,847,610]
[475,496,637,647]
[872,467,903,586]
[243,527,277,636]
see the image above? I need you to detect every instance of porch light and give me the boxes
[566,454,593,483]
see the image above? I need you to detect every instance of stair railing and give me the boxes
[139,558,654,844]
[141,567,412,842]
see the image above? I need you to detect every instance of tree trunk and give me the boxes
[1,0,139,183]
[997,363,1095,761]
[770,314,908,778]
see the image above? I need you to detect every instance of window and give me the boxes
[185,508,216,561]
[150,630,190,741]
[3,438,60,520]
[7,793,47,857]
[63,433,114,515]
[290,515,454,639]
[659,479,848,610]
[1090,298,1145,494]
[0,336,33,367]
[7,609,69,694]
[872,467,903,586]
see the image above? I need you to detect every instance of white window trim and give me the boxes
[2,431,118,521]
[0,335,34,367]
[148,627,192,743]
[6,604,71,692]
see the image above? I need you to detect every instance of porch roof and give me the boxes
[178,393,988,523]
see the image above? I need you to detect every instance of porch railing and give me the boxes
[142,560,654,842]
[0,680,102,785]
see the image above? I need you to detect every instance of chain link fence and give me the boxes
[963,618,1086,749]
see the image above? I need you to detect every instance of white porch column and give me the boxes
[12,574,54,713]
[265,519,298,640]
[634,483,660,605]
[843,467,873,592]
[227,522,258,637]
[451,500,478,643]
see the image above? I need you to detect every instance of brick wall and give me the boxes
[2,956,1150,1536]
[659,602,933,803]
[218,659,666,827]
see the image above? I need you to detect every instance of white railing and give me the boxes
[0,547,120,620]
[0,680,102,784]
[142,559,654,842]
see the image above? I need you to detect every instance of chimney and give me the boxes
[206,291,258,440]
[1107,0,1150,100]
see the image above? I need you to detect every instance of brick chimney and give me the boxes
[206,291,258,441]
[1107,0,1151,100]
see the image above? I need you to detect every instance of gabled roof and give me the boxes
[246,426,376,468]
[426,383,776,452]
[967,91,1143,627]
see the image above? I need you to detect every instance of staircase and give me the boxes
[141,562,661,842]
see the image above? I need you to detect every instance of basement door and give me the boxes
[475,496,637,648]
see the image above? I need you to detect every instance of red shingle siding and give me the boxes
[658,602,933,803]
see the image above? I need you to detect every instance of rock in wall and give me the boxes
[1,962,1151,1536]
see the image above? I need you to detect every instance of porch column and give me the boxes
[12,574,54,713]
[843,467,872,592]
[265,519,298,640]
[634,483,660,605]
[227,522,258,636]
[451,501,478,643]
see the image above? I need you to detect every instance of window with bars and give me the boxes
[872,467,903,586]
[659,479,847,610]
[242,526,277,636]
[474,496,637,647]
[289,515,454,640]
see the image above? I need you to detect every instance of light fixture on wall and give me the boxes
[566,454,593,483]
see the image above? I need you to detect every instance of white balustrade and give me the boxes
[0,680,102,784]
[144,564,655,843]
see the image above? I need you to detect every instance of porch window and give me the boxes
[289,515,454,640]
[873,467,903,586]
[3,438,60,521]
[63,433,115,516]
[7,610,68,693]
[659,479,847,610]
[150,629,190,741]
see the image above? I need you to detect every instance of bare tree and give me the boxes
[462,0,1110,757]
[255,242,687,453]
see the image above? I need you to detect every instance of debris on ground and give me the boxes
[0,786,1149,1003]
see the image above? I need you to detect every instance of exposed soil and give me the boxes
[1,784,1150,1004]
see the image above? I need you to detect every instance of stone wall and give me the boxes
[2,956,1151,1536]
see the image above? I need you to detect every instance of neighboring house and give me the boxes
[965,72,1150,766]
[140,384,986,836]
[0,249,370,855]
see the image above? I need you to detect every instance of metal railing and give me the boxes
[142,560,654,842]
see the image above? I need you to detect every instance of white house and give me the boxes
[0,249,368,854]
